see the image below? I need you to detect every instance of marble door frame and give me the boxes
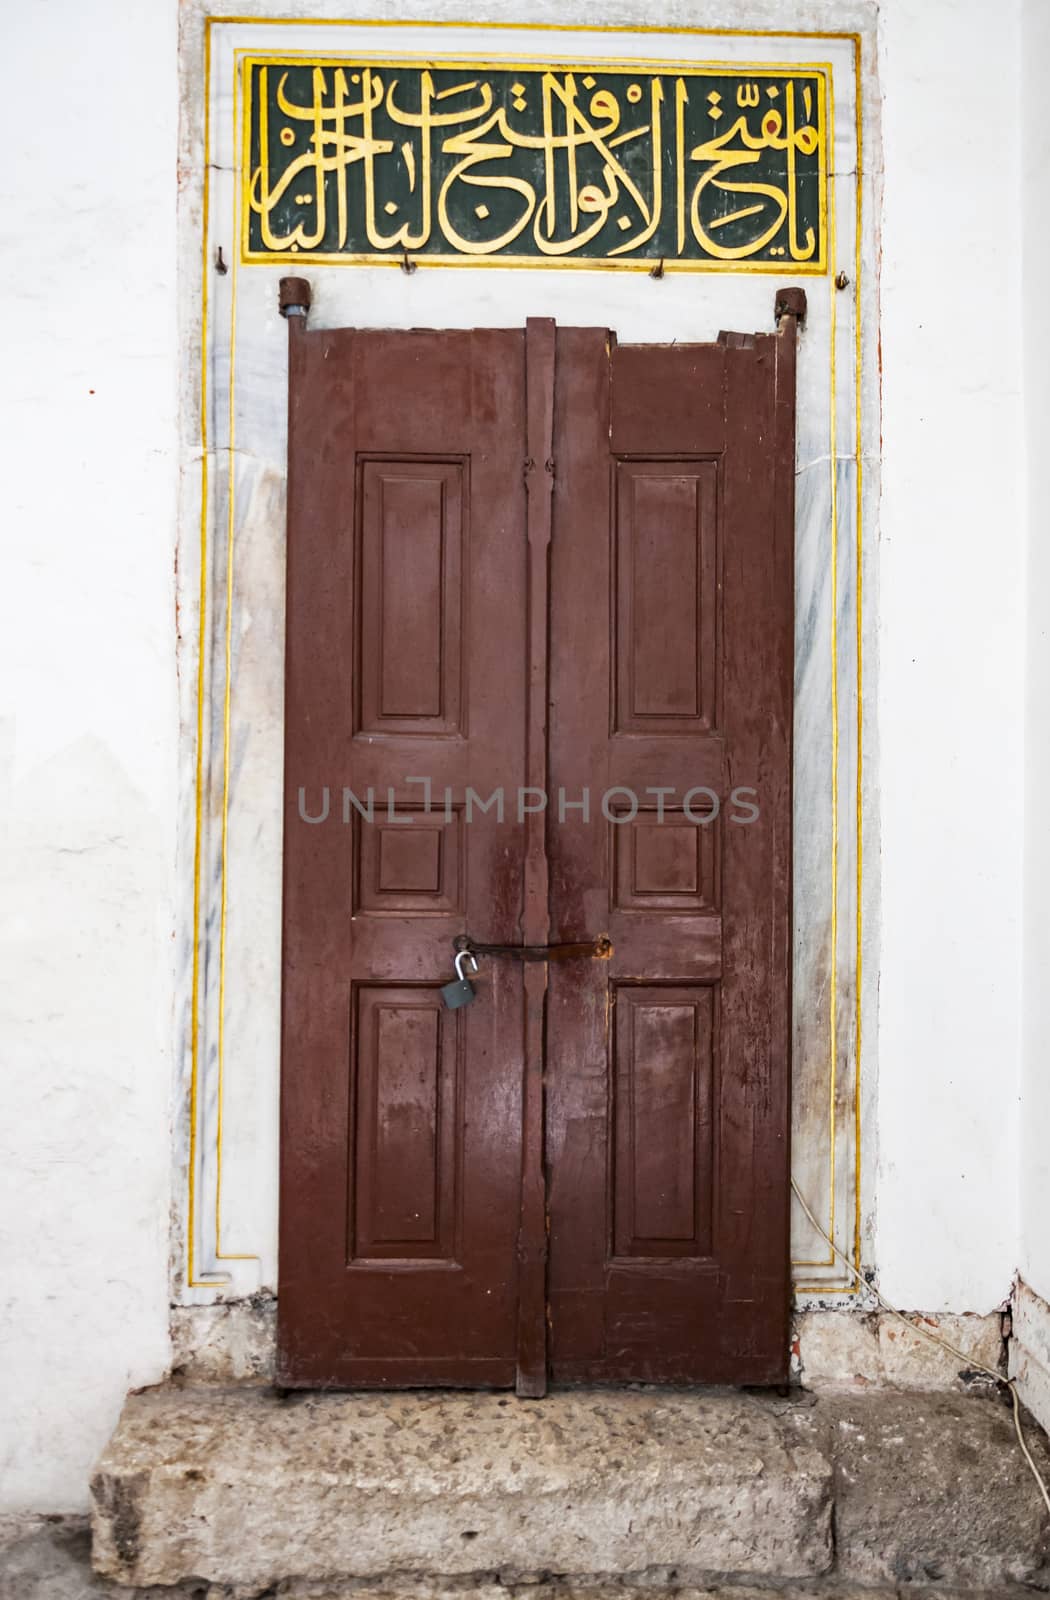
[172,1,882,1310]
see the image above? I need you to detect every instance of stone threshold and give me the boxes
[90,1387,1050,1596]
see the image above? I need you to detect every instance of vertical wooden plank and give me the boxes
[278,304,357,1382]
[516,317,556,1397]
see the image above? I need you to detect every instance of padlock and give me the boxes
[441,949,478,1010]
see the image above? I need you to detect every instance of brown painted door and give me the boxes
[279,326,531,1386]
[279,305,797,1389]
[545,328,795,1384]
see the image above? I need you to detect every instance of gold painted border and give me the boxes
[238,50,829,275]
[187,15,866,1294]
[187,16,213,1287]
[189,24,257,1284]
[211,16,864,41]
[793,32,865,1293]
[791,62,838,1275]
[215,48,257,1271]
[853,28,865,1282]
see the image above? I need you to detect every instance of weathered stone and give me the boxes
[794,1311,1004,1393]
[795,1311,882,1388]
[169,1296,277,1384]
[877,1314,1004,1391]
[88,1386,1050,1595]
[827,1391,1050,1586]
[1011,1279,1050,1439]
[167,1305,1011,1398]
[286,1590,899,1600]
[7,1512,1050,1600]
[90,1387,833,1590]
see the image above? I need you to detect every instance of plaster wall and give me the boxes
[0,0,178,1511]
[0,0,1036,1516]
[1012,0,1050,1436]
[875,0,1025,1309]
[1021,0,1050,1306]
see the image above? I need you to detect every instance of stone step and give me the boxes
[89,1388,1050,1594]
[5,1517,1047,1600]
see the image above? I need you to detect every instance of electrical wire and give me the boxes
[791,1178,1050,1517]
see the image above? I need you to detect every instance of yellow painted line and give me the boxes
[216,49,257,1268]
[190,16,867,1295]
[853,31,865,1274]
[188,17,213,1287]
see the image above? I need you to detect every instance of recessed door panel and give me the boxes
[612,985,715,1260]
[350,985,458,1263]
[614,461,718,733]
[357,458,464,735]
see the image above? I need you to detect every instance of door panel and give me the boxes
[357,458,464,735]
[279,307,796,1389]
[614,460,718,732]
[351,984,458,1262]
[612,985,715,1260]
[545,327,794,1385]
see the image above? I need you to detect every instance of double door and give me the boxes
[279,303,798,1392]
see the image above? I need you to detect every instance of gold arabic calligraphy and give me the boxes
[244,61,827,269]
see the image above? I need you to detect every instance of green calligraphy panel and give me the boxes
[242,57,828,272]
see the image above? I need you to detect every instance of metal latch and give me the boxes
[454,935,612,963]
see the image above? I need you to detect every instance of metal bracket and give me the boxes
[774,285,807,328]
[279,276,312,319]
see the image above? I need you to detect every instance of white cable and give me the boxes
[791,1178,1050,1517]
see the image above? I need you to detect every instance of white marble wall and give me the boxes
[174,2,880,1304]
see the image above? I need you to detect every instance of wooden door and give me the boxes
[545,323,796,1385]
[279,323,533,1387]
[279,293,798,1389]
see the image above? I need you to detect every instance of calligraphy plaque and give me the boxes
[242,57,829,272]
